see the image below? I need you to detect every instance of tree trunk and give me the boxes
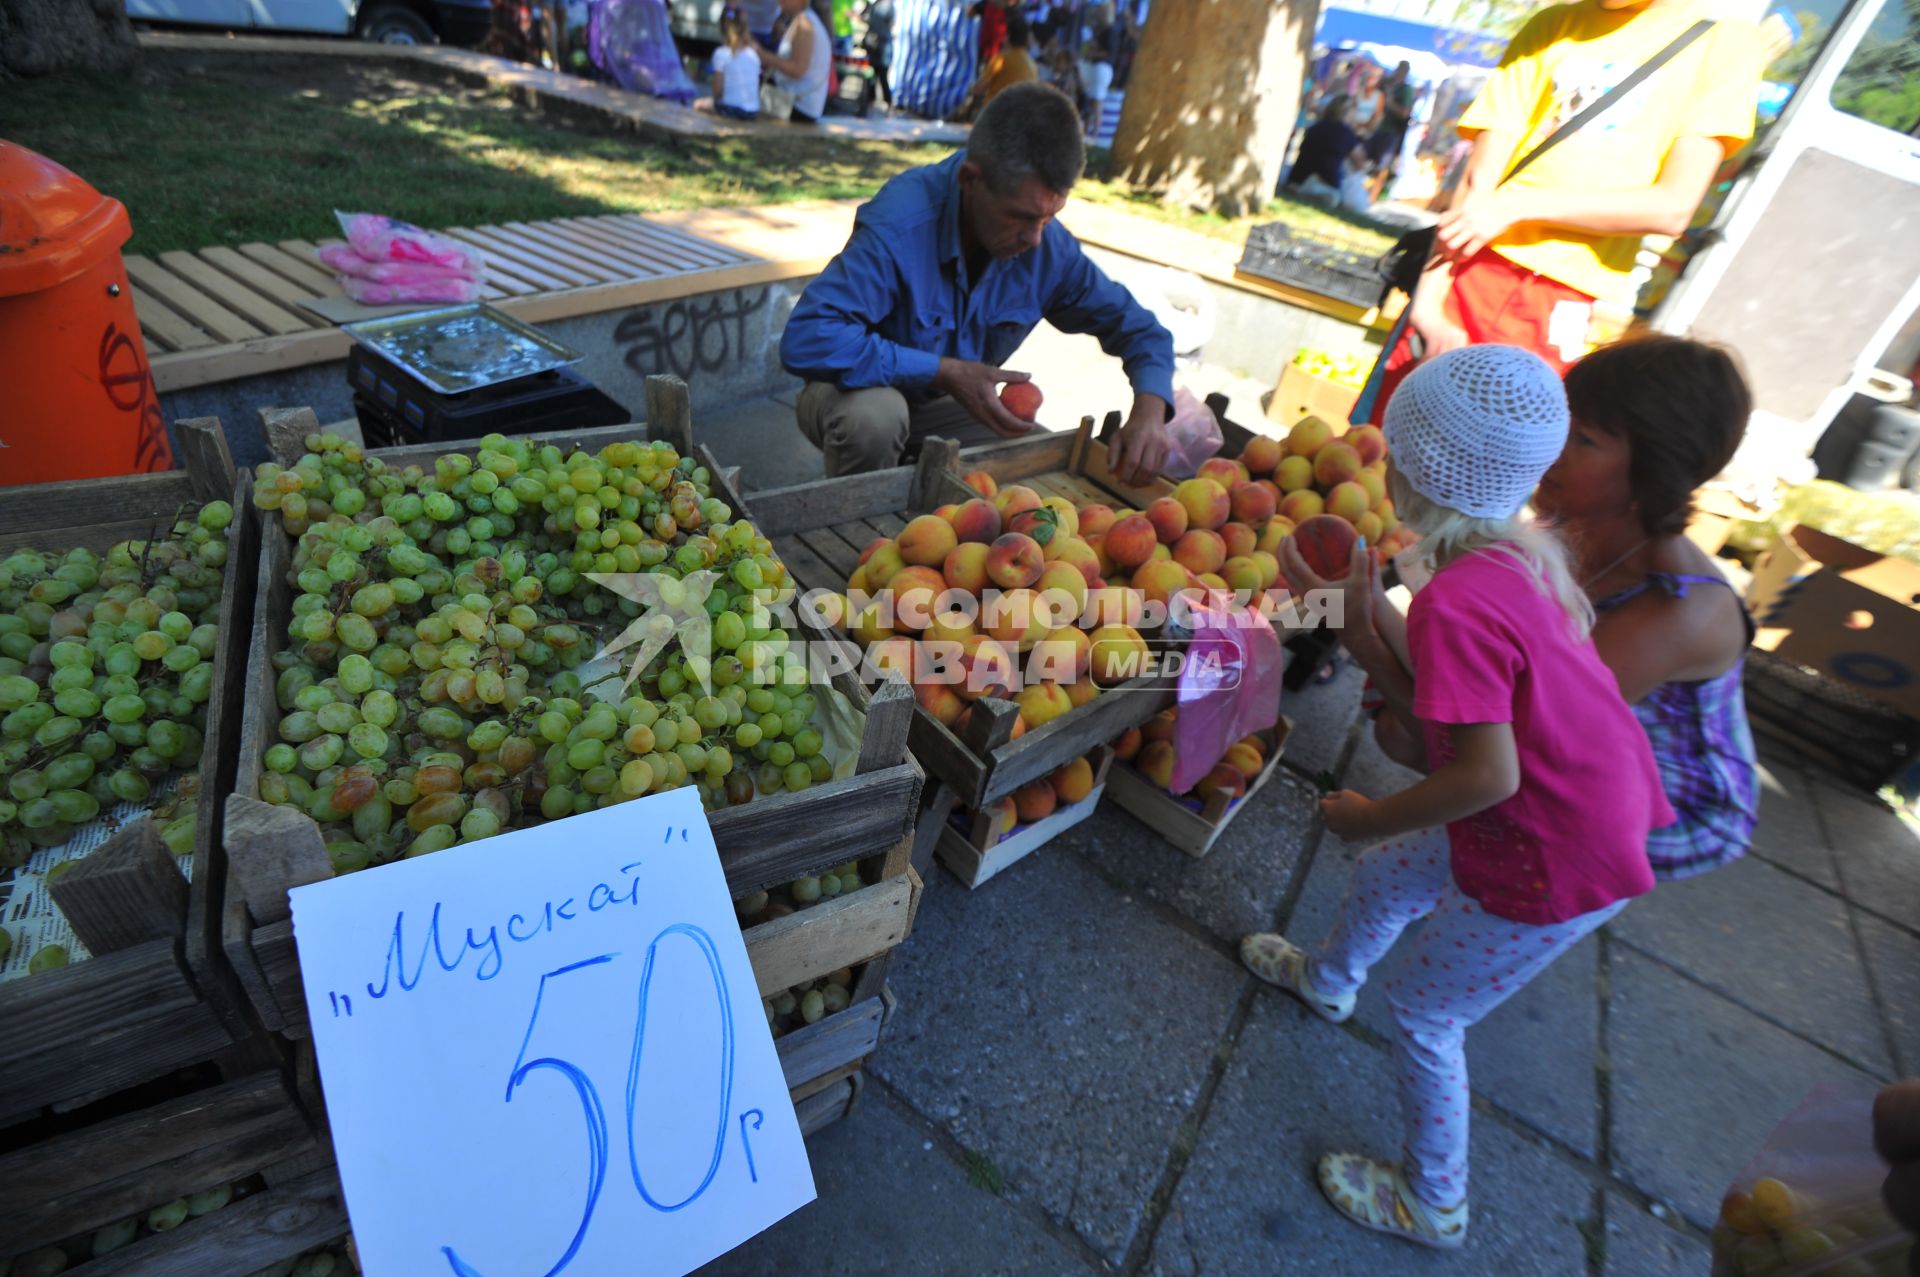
[1109,0,1318,218]
[0,0,139,80]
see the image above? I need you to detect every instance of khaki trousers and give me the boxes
[795,382,1005,476]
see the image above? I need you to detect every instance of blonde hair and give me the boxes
[1390,471,1594,639]
[720,10,749,48]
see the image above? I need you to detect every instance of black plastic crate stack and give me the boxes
[1237,223,1385,310]
[348,343,631,449]
[1744,648,1920,791]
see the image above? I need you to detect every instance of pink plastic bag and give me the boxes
[1167,599,1284,794]
[316,244,476,286]
[334,211,485,274]
[1709,1082,1909,1277]
[339,275,483,306]
[1157,386,1225,480]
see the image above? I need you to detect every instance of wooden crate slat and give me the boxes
[559,215,703,274]
[796,526,865,582]
[771,533,845,595]
[64,1167,347,1277]
[155,251,313,336]
[0,469,198,540]
[713,764,921,896]
[733,467,915,538]
[953,431,1077,484]
[794,1074,858,1136]
[231,242,342,298]
[0,1070,315,1257]
[123,256,266,343]
[746,874,914,996]
[481,222,628,285]
[832,517,889,552]
[500,219,655,283]
[775,993,884,1092]
[128,281,216,352]
[868,511,908,537]
[442,226,577,291]
[522,218,670,279]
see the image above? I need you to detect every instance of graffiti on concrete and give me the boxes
[614,288,772,382]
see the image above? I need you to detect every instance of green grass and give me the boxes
[963,1150,1006,1196]
[1,51,948,257]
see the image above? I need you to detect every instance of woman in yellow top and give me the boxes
[1367,0,1765,423]
[954,10,1038,120]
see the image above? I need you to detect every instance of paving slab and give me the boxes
[1607,947,1881,1229]
[1748,752,1840,890]
[872,848,1248,1265]
[696,395,826,493]
[1071,769,1322,946]
[1609,854,1893,1074]
[1602,1193,1711,1277]
[1817,784,1920,932]
[1279,743,1604,1158]
[698,1087,1095,1275]
[1856,911,1920,1076]
[1145,996,1596,1276]
[1275,656,1368,787]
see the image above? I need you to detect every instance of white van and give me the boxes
[126,0,493,47]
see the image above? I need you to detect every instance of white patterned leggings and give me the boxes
[1305,828,1626,1208]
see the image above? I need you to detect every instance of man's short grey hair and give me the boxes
[967,81,1086,196]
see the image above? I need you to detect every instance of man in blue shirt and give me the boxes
[781,80,1176,479]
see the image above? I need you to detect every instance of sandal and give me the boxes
[1316,1153,1468,1251]
[1238,933,1354,1023]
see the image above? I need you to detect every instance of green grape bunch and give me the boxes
[0,500,232,874]
[249,431,837,873]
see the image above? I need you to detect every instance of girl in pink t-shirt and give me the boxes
[1241,346,1673,1251]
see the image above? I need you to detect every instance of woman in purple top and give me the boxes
[1369,334,1759,878]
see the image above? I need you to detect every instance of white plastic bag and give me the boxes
[1158,386,1224,480]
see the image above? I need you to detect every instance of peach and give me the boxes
[1313,440,1363,487]
[1030,625,1092,682]
[985,797,1019,845]
[1087,531,1116,578]
[1241,434,1283,476]
[956,635,1018,700]
[1274,454,1314,493]
[943,541,992,595]
[1141,707,1179,743]
[1354,511,1384,543]
[847,564,870,595]
[1229,481,1277,528]
[1355,468,1386,508]
[864,539,907,590]
[1172,529,1226,577]
[993,483,1043,523]
[1132,559,1193,609]
[1088,623,1149,685]
[1076,503,1117,538]
[1036,561,1090,622]
[1013,779,1057,823]
[949,498,1003,545]
[962,470,997,499]
[1001,380,1044,421]
[807,590,852,631]
[888,566,948,631]
[1346,423,1386,466]
[1051,538,1104,589]
[984,587,1048,651]
[1113,726,1143,760]
[1104,514,1158,571]
[1199,456,1250,489]
[1149,542,1173,562]
[1256,518,1294,555]
[1325,481,1370,523]
[1250,550,1281,589]
[859,536,889,566]
[1051,755,1096,803]
[1135,739,1176,789]
[1192,762,1248,804]
[1146,496,1189,545]
[864,635,918,682]
[986,532,1046,590]
[926,600,976,645]
[1041,496,1079,539]
[1222,555,1264,596]
[1287,415,1335,457]
[1221,521,1257,559]
[1375,499,1399,536]
[850,600,895,646]
[1292,513,1360,579]
[915,679,966,727]
[898,514,959,567]
[1173,476,1231,531]
[1278,489,1324,523]
[1064,676,1101,708]
[934,503,957,522]
[1084,586,1145,629]
[1016,680,1074,730]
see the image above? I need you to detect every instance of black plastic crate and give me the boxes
[348,343,631,449]
[1744,648,1920,792]
[1238,223,1384,309]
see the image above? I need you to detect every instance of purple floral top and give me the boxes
[1596,572,1759,880]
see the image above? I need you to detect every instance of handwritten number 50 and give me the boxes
[443,926,737,1275]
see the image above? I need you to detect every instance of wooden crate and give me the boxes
[0,425,265,1121]
[937,745,1116,888]
[1105,719,1294,858]
[741,415,1186,876]
[220,377,925,1047]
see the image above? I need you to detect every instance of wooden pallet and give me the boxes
[1105,720,1294,858]
[740,415,1193,878]
[937,745,1117,888]
[219,379,924,1069]
[131,214,768,394]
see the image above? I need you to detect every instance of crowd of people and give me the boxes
[1284,56,1422,213]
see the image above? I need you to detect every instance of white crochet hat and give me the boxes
[1382,345,1569,519]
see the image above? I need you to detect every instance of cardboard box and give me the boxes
[1747,524,1920,718]
[1264,362,1360,428]
[1683,487,1758,556]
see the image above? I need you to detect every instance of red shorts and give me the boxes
[1369,249,1596,425]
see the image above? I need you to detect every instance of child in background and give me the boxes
[709,9,763,120]
[1240,345,1673,1249]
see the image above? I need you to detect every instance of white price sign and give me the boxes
[290,786,814,1276]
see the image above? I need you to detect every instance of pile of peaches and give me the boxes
[961,751,1101,848]
[1113,707,1272,811]
[1224,415,1421,568]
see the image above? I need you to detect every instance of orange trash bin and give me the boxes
[0,141,176,487]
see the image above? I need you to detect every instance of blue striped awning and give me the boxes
[1316,7,1508,69]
